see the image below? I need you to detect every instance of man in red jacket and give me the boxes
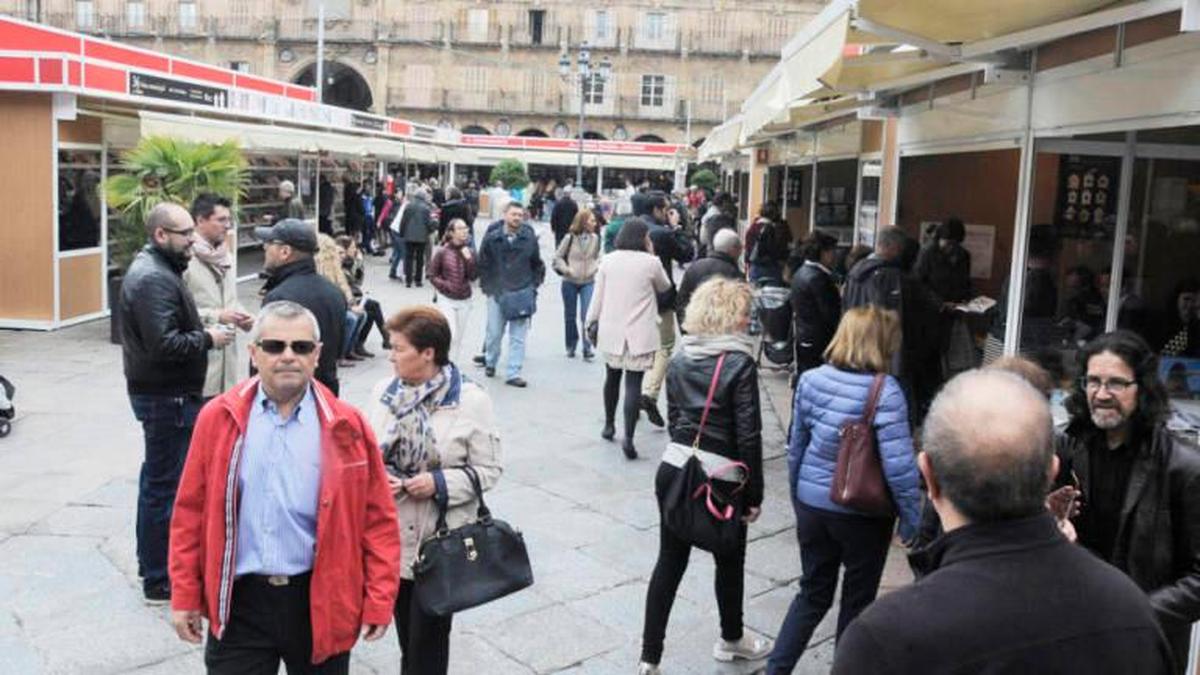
[169,300,400,673]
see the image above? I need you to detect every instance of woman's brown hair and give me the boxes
[385,306,452,366]
[824,306,900,373]
[568,208,595,236]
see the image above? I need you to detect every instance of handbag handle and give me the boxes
[862,373,886,427]
[432,464,491,537]
[692,353,727,449]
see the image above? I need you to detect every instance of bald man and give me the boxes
[121,202,234,604]
[831,369,1173,674]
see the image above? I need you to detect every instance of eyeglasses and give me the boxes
[256,339,317,355]
[1080,376,1136,394]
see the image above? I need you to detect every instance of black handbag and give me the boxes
[412,465,534,617]
[661,353,748,556]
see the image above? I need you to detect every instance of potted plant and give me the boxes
[104,136,248,343]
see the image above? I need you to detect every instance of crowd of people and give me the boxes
[114,173,1200,675]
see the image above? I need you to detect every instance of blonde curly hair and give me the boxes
[315,233,353,303]
[681,277,753,336]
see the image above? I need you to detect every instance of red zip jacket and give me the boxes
[169,377,400,663]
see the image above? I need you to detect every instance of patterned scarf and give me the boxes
[378,365,453,477]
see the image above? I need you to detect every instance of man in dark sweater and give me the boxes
[256,219,346,395]
[832,369,1174,675]
[121,202,234,603]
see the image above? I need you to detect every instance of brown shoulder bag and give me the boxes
[830,373,895,517]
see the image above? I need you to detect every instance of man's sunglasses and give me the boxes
[256,339,317,355]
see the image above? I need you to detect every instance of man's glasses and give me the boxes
[1080,376,1136,394]
[256,339,317,355]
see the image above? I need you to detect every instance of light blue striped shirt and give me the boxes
[234,385,321,576]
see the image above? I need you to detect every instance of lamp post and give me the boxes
[559,43,611,191]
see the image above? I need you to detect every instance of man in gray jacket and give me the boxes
[398,188,435,288]
[183,194,252,399]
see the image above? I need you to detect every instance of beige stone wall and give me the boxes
[18,0,824,143]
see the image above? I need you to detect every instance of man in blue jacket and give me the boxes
[477,202,545,387]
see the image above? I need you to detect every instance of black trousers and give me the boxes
[394,579,453,675]
[603,367,644,441]
[356,298,387,348]
[642,463,746,665]
[766,504,893,674]
[205,574,349,675]
[405,242,427,285]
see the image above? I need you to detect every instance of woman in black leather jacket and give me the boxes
[638,277,770,675]
[789,231,842,378]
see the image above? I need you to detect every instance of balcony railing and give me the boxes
[277,16,375,42]
[29,10,792,58]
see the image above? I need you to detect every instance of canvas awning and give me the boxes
[738,0,1128,142]
[140,111,373,157]
[697,114,745,161]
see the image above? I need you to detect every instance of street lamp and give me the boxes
[559,43,611,191]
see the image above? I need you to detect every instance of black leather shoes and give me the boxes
[640,395,665,428]
[506,377,527,388]
[622,439,638,460]
[601,423,615,441]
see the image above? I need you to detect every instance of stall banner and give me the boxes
[129,72,226,108]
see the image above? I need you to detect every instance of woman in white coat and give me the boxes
[586,217,671,459]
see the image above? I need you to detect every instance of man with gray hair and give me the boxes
[121,201,235,603]
[674,228,741,329]
[831,369,1174,674]
[169,300,400,673]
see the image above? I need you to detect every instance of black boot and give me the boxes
[622,438,638,460]
[601,422,615,441]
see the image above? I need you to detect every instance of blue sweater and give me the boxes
[788,364,922,540]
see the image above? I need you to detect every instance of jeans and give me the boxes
[342,311,365,357]
[205,574,349,674]
[389,237,406,278]
[361,217,376,254]
[484,296,530,380]
[129,393,202,589]
[394,579,453,675]
[642,463,746,665]
[561,280,594,354]
[642,309,676,401]
[766,504,894,674]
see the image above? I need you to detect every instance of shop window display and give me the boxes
[57,149,103,251]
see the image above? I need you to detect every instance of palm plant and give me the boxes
[104,135,248,270]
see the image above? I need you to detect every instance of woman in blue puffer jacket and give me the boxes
[766,305,923,674]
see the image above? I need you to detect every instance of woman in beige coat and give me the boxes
[553,208,602,360]
[585,217,671,459]
[369,306,502,674]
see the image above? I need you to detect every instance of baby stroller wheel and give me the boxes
[0,420,10,437]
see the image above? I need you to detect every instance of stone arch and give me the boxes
[516,128,548,137]
[461,125,492,135]
[633,133,667,143]
[581,130,607,140]
[292,60,373,112]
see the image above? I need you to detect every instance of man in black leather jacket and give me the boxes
[1058,330,1200,672]
[120,202,233,603]
[789,231,841,378]
[675,228,741,329]
[256,219,346,395]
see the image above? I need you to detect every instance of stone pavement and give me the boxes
[0,220,912,674]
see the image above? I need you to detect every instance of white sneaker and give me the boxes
[712,634,773,662]
[636,662,662,675]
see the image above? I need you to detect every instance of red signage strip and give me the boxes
[0,20,80,54]
[0,56,35,84]
[83,62,126,93]
[38,57,63,85]
[85,39,170,74]
[172,60,235,87]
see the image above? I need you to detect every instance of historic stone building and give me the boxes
[4,0,823,144]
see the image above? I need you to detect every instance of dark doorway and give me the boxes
[461,125,491,135]
[293,61,373,111]
[517,128,548,137]
[633,133,667,143]
[580,130,607,140]
[529,10,545,45]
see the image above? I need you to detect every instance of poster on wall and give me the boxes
[1055,155,1121,238]
[964,224,995,280]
